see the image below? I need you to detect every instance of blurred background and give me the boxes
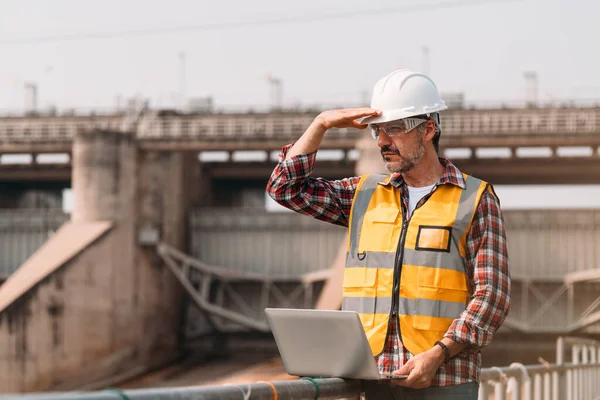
[0,0,599,395]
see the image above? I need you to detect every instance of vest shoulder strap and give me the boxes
[348,174,388,255]
[454,173,488,234]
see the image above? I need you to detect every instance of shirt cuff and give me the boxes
[276,143,318,180]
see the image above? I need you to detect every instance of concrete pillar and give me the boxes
[71,130,188,369]
[183,153,213,208]
[355,135,387,175]
[137,151,187,247]
[70,129,185,380]
[135,151,186,367]
[71,130,135,222]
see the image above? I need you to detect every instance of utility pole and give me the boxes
[179,52,186,110]
[266,74,283,111]
[24,82,38,114]
[360,89,370,106]
[422,46,430,76]
[524,71,538,107]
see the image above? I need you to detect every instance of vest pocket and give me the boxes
[413,267,469,332]
[412,314,453,332]
[417,265,469,292]
[342,267,378,328]
[360,207,400,251]
[415,225,452,252]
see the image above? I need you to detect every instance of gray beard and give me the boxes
[386,159,418,174]
[383,141,425,174]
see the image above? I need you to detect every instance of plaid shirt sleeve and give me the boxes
[444,187,511,350]
[266,144,361,227]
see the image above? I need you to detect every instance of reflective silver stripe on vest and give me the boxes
[342,296,466,319]
[347,249,465,273]
[453,175,484,238]
[345,251,396,269]
[396,249,464,272]
[349,174,388,256]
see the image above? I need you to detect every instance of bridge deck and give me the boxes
[0,107,598,153]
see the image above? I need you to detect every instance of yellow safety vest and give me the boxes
[342,173,489,356]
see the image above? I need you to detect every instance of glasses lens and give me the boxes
[370,126,379,140]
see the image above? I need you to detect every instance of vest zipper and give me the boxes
[379,184,438,357]
[389,202,410,352]
[391,185,438,322]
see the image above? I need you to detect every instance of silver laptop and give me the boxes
[265,308,408,380]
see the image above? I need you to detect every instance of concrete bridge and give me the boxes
[1,107,599,151]
[1,106,600,185]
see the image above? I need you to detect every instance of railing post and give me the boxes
[508,376,522,400]
[495,381,507,400]
[553,337,564,400]
[572,345,580,400]
[510,362,531,400]
[524,375,534,400]
[582,345,589,399]
[543,372,551,400]
[534,373,542,400]
[566,368,573,400]
[592,346,598,398]
[478,381,490,400]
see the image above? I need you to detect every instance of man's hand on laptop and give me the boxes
[389,345,445,389]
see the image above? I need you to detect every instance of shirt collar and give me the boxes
[377,158,466,189]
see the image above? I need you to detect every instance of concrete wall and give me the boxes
[0,130,187,392]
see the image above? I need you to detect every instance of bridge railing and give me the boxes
[0,107,599,145]
[2,337,598,400]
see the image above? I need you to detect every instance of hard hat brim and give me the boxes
[357,105,448,125]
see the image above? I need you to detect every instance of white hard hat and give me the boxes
[359,69,448,125]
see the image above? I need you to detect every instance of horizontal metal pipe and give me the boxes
[562,336,600,347]
[0,378,362,400]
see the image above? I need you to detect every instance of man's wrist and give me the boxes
[429,343,446,366]
[313,115,330,132]
[434,341,450,364]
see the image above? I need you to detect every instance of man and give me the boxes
[266,69,510,399]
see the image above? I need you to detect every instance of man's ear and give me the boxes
[423,120,437,143]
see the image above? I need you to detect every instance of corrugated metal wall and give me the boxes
[0,209,68,278]
[3,207,597,287]
[504,210,600,280]
[190,208,600,279]
[188,208,600,334]
[190,208,345,278]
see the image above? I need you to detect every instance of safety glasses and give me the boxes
[370,117,429,140]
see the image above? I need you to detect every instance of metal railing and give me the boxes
[1,337,598,399]
[478,336,600,400]
[0,107,599,145]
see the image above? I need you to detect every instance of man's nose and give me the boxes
[377,130,392,148]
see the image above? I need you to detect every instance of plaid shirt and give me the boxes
[266,144,511,387]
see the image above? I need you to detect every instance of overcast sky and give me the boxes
[2,0,600,209]
[0,0,598,113]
